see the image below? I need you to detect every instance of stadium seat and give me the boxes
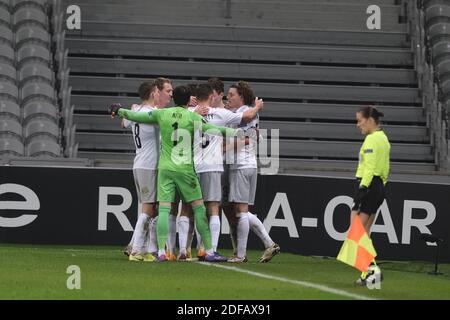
[22,100,58,124]
[0,62,17,82]
[0,6,10,26]
[74,114,125,132]
[0,24,13,44]
[17,43,51,65]
[427,23,450,45]
[431,41,450,65]
[261,121,428,143]
[0,0,10,10]
[63,0,435,168]
[26,138,61,157]
[0,80,19,101]
[436,60,450,79]
[0,118,22,139]
[425,4,450,24]
[11,0,47,11]
[68,57,417,85]
[75,132,134,151]
[19,62,53,84]
[66,38,414,66]
[441,78,450,96]
[13,6,48,28]
[0,100,21,121]
[70,21,408,47]
[20,81,56,103]
[445,97,450,114]
[71,95,427,124]
[70,76,421,104]
[15,25,51,48]
[23,117,59,142]
[0,137,24,156]
[76,2,404,31]
[279,140,433,162]
[0,43,14,64]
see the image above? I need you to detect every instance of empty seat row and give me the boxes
[66,38,414,66]
[427,23,450,45]
[0,24,51,53]
[69,76,421,104]
[0,118,59,142]
[1,60,54,83]
[0,137,61,157]
[0,100,20,120]
[68,57,417,85]
[1,80,56,102]
[432,40,450,64]
[0,6,48,28]
[1,100,58,121]
[70,21,409,48]
[425,3,450,27]
[0,24,51,46]
[0,60,15,81]
[1,42,51,65]
[1,0,47,11]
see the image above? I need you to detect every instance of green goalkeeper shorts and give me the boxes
[157,169,203,203]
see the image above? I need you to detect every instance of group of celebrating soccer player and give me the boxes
[110,77,280,263]
[109,75,390,286]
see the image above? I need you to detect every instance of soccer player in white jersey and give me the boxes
[121,80,163,262]
[225,81,280,263]
[124,78,173,259]
[176,83,263,260]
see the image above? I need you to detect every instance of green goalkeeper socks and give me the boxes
[157,204,171,251]
[192,204,212,251]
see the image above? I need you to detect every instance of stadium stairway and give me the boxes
[59,0,447,174]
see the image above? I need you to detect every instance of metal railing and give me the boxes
[49,0,77,158]
[408,0,449,171]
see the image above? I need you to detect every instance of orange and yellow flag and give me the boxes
[337,215,377,272]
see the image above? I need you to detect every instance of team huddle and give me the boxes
[109,77,280,263]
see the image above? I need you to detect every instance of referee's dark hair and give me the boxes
[138,80,157,101]
[173,85,192,106]
[359,106,384,124]
[196,83,213,101]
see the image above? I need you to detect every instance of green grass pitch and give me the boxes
[1,244,449,300]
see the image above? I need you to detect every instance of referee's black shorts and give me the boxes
[352,176,385,215]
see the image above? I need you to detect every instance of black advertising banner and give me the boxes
[250,175,450,262]
[0,167,138,245]
[1,166,449,262]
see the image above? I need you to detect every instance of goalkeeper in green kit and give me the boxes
[110,85,240,262]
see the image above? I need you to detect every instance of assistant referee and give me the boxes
[352,105,390,285]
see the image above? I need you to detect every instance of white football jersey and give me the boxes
[123,104,160,170]
[227,105,258,170]
[190,106,243,173]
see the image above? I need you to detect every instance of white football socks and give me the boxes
[236,212,249,258]
[248,212,274,248]
[186,217,194,252]
[177,216,190,255]
[209,215,221,253]
[147,216,158,254]
[132,213,150,254]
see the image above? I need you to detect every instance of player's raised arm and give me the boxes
[241,97,263,124]
[109,103,158,124]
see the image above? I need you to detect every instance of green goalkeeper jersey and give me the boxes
[118,106,237,173]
